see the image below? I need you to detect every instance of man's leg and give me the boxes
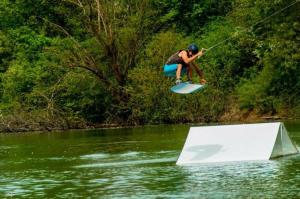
[175,64,183,84]
[198,69,206,84]
[187,65,192,82]
[176,64,182,80]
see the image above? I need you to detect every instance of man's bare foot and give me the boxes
[200,79,207,84]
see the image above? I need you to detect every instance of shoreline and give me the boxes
[1,116,298,134]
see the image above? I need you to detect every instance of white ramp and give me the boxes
[177,122,298,165]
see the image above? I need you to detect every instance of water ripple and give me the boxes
[74,157,177,168]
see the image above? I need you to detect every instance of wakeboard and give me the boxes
[171,82,205,94]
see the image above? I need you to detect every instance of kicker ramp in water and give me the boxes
[177,122,299,165]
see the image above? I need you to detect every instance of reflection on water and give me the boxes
[186,144,223,161]
[0,124,300,198]
[75,157,177,168]
[80,153,110,159]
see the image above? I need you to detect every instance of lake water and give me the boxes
[0,122,300,198]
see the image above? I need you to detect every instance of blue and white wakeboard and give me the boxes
[171,82,205,94]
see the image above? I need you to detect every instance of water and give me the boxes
[0,123,300,198]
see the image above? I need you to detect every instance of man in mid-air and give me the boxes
[163,44,206,85]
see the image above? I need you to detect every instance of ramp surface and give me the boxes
[177,122,298,165]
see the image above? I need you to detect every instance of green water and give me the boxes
[0,122,300,198]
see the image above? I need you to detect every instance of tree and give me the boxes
[42,0,158,121]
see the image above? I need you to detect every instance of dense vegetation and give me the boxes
[0,0,299,131]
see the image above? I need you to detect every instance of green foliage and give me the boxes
[234,0,300,115]
[154,0,234,33]
[1,0,300,131]
[0,31,13,72]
